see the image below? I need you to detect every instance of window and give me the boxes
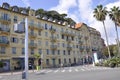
[61,35,64,39]
[62,43,64,47]
[31,49,34,54]
[45,32,48,37]
[22,48,25,54]
[0,47,5,54]
[46,49,49,55]
[57,34,59,39]
[38,41,41,46]
[58,50,60,55]
[12,47,16,54]
[1,13,10,20]
[22,39,25,44]
[68,50,70,55]
[38,49,42,54]
[46,41,48,46]
[38,31,41,36]
[14,16,17,23]
[45,23,47,29]
[52,50,55,55]
[58,59,61,64]
[57,43,60,47]
[63,50,65,55]
[46,59,49,65]
[11,37,18,43]
[64,58,66,64]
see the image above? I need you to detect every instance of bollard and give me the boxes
[22,71,26,79]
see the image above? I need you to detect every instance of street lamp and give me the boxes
[14,18,29,80]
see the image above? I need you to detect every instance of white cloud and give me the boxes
[21,0,30,7]
[50,0,77,14]
[50,0,120,45]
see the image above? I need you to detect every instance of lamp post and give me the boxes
[24,18,29,80]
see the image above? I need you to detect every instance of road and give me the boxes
[0,65,120,80]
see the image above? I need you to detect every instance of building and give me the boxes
[0,3,104,72]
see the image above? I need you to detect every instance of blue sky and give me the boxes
[0,0,120,45]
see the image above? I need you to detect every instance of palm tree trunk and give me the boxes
[115,23,120,57]
[102,21,111,58]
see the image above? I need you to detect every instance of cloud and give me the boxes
[50,0,77,14]
[21,0,30,7]
[50,0,120,45]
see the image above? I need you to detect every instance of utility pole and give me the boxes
[24,18,29,80]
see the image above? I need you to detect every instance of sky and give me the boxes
[0,0,120,45]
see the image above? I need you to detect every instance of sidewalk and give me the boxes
[0,70,37,76]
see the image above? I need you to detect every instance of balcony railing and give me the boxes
[37,25,44,30]
[50,36,57,42]
[50,45,57,50]
[29,43,37,48]
[67,46,72,50]
[49,28,56,33]
[0,40,9,46]
[0,17,11,24]
[0,28,10,35]
[29,33,37,38]
[66,38,72,43]
[29,23,37,29]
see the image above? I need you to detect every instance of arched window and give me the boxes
[12,6,19,12]
[2,3,10,9]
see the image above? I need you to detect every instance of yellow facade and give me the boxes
[0,3,104,71]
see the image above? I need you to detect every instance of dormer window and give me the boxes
[13,6,19,12]
[21,9,27,14]
[2,3,10,9]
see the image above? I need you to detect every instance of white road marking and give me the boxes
[61,70,65,72]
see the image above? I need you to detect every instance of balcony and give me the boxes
[66,38,72,43]
[50,36,57,42]
[37,25,44,31]
[49,28,56,33]
[0,28,10,35]
[29,23,37,29]
[79,46,84,52]
[67,46,72,50]
[50,45,57,50]
[29,43,37,48]
[29,33,37,38]
[0,40,9,46]
[0,17,11,24]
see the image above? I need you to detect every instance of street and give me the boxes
[0,65,120,80]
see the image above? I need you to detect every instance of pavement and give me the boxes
[0,65,120,80]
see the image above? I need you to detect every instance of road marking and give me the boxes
[81,68,85,71]
[69,69,72,72]
[46,70,52,73]
[61,70,65,72]
[54,70,59,73]
[75,69,78,72]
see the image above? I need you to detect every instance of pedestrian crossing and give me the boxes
[35,66,111,74]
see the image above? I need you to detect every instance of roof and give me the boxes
[75,23,84,29]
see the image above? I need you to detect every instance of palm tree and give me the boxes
[33,53,41,70]
[93,5,111,58]
[109,6,120,57]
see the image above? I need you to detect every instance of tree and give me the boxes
[35,9,45,18]
[33,53,41,70]
[93,5,111,58]
[109,6,120,57]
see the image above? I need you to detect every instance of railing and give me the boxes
[29,43,37,48]
[0,17,11,24]
[29,33,37,38]
[49,28,56,33]
[50,45,57,49]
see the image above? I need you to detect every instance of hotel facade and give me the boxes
[0,3,105,71]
